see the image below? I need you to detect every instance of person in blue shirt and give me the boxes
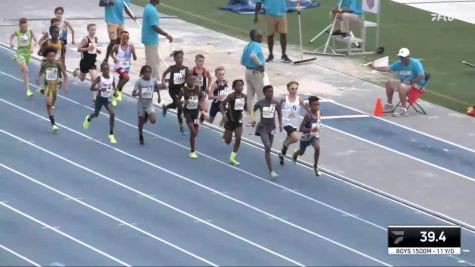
[241,29,266,115]
[99,0,136,63]
[331,0,363,38]
[142,0,173,79]
[369,48,426,117]
[254,0,292,63]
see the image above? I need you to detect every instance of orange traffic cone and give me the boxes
[467,106,475,117]
[373,98,384,116]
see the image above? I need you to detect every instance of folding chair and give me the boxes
[393,72,430,115]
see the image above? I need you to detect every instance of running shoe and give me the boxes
[383,103,394,113]
[35,87,44,95]
[314,166,321,176]
[162,104,168,117]
[292,150,299,162]
[26,89,33,97]
[52,124,59,133]
[266,54,274,63]
[278,152,285,166]
[270,171,279,181]
[117,91,122,102]
[72,68,80,77]
[108,134,117,144]
[229,158,240,166]
[139,134,144,145]
[112,96,118,107]
[180,126,187,136]
[392,107,407,117]
[189,152,198,159]
[281,55,292,63]
[82,116,90,129]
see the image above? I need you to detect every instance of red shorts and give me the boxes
[116,67,130,79]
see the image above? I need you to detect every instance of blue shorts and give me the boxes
[299,136,319,153]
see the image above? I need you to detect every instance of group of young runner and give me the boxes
[8,7,322,179]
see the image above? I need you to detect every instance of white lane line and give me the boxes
[321,114,370,120]
[0,243,41,267]
[0,70,388,232]
[0,162,217,267]
[0,70,472,266]
[0,202,130,266]
[323,95,475,154]
[0,104,390,267]
[0,129,303,267]
[322,123,475,182]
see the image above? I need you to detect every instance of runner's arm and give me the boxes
[219,94,230,114]
[77,37,88,52]
[299,114,310,132]
[161,67,171,84]
[132,80,140,97]
[131,45,137,60]
[277,103,283,132]
[111,45,118,63]
[38,32,48,47]
[154,82,161,103]
[65,20,75,44]
[300,97,310,113]
[59,62,69,92]
[31,31,38,49]
[205,70,213,93]
[9,32,15,48]
[208,82,217,100]
[35,64,45,84]
[90,76,101,91]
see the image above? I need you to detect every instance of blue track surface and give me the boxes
[0,48,474,266]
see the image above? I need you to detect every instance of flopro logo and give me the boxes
[431,13,454,22]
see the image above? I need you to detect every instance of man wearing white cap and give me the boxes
[369,48,425,116]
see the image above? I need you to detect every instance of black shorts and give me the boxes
[95,96,112,113]
[209,102,223,118]
[284,125,297,136]
[224,120,242,131]
[80,58,97,74]
[184,109,199,124]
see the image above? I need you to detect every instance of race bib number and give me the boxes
[219,86,229,97]
[45,68,58,81]
[18,35,29,47]
[194,75,204,87]
[187,96,199,109]
[101,86,113,97]
[234,98,245,111]
[311,121,320,136]
[141,86,153,99]
[262,104,275,119]
[121,59,131,68]
[173,70,185,85]
[288,111,297,119]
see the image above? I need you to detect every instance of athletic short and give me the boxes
[95,96,112,113]
[284,125,297,136]
[255,122,276,137]
[209,102,223,118]
[299,136,319,154]
[265,15,288,35]
[13,53,31,64]
[44,82,61,98]
[137,101,154,117]
[116,67,130,79]
[107,23,124,40]
[184,109,199,125]
[255,123,275,148]
[80,58,97,73]
[224,120,242,131]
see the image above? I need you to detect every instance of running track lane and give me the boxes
[0,49,474,266]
